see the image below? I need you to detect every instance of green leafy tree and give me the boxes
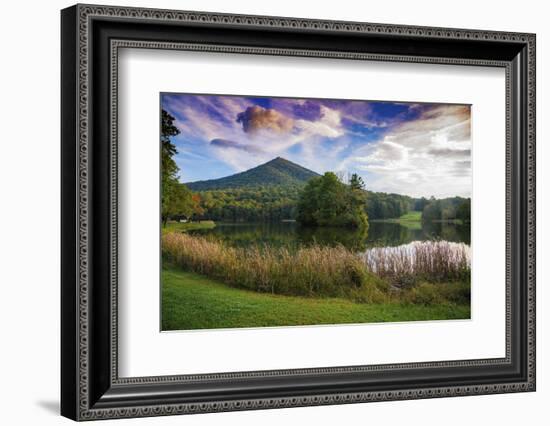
[456,199,471,223]
[414,197,429,212]
[297,172,368,228]
[162,181,195,225]
[161,110,179,190]
[192,185,303,223]
[161,109,196,225]
[349,173,365,191]
[422,200,442,223]
[346,173,368,228]
[296,178,322,226]
[365,191,415,220]
[421,197,470,224]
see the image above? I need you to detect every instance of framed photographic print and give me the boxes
[61,4,536,421]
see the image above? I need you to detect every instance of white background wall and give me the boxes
[0,0,546,424]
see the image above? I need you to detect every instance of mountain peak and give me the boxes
[266,156,287,164]
[186,157,319,191]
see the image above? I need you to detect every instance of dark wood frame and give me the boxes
[61,4,536,421]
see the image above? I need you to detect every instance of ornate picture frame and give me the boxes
[61,4,535,421]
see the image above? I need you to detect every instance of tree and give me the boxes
[346,173,368,227]
[191,194,205,220]
[160,109,199,225]
[161,110,180,194]
[421,196,470,223]
[162,181,195,225]
[296,178,323,226]
[297,172,368,228]
[414,197,429,212]
[349,173,365,191]
[422,201,442,223]
[364,191,415,220]
[456,199,471,223]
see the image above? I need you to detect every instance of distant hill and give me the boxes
[186,157,320,191]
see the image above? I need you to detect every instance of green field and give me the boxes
[394,211,422,222]
[370,211,422,230]
[161,265,470,331]
[372,211,422,223]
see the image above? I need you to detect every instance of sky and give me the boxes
[161,93,471,198]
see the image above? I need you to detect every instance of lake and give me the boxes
[188,220,470,252]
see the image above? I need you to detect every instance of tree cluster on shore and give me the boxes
[422,197,471,224]
[296,172,368,228]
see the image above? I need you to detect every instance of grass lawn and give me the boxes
[370,211,422,230]
[162,220,216,234]
[394,211,422,222]
[161,265,470,331]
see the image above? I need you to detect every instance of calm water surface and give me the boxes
[188,221,470,252]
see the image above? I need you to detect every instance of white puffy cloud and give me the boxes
[353,105,472,198]
[294,106,345,139]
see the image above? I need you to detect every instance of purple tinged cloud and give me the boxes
[292,100,323,121]
[210,138,264,154]
[236,105,294,134]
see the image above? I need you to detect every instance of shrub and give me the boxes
[402,283,444,306]
[400,281,471,306]
[437,282,471,305]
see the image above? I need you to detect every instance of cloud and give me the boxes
[292,100,322,121]
[236,106,294,134]
[294,106,345,139]
[428,148,471,158]
[374,140,408,162]
[209,139,270,173]
[352,104,472,198]
[162,94,246,142]
[451,160,472,177]
[210,138,263,154]
[338,101,389,129]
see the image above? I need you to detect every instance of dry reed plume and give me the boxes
[162,232,471,304]
[162,232,387,301]
[361,241,470,286]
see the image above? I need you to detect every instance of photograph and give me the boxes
[160,93,472,331]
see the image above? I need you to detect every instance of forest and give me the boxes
[178,185,470,226]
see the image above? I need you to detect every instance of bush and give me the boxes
[400,281,471,306]
[437,282,471,305]
[402,283,444,306]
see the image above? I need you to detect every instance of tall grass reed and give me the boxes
[162,232,388,302]
[162,233,471,304]
[361,241,471,287]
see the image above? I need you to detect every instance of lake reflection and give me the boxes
[188,220,470,252]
